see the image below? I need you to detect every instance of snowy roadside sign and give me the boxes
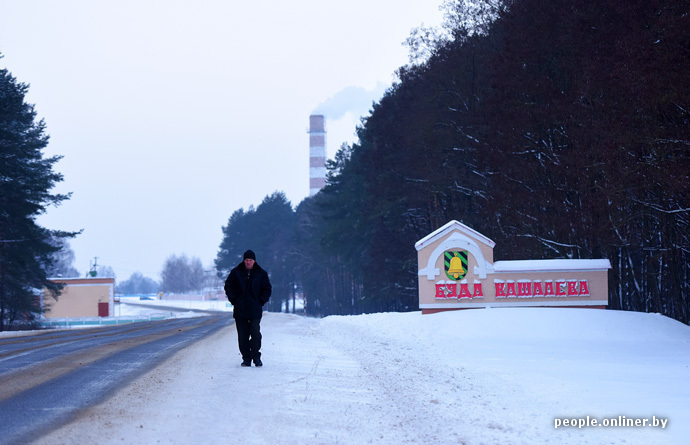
[416,221,610,314]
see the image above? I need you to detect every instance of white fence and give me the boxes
[41,313,169,328]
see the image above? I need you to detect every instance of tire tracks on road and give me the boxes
[0,315,232,445]
[0,317,220,402]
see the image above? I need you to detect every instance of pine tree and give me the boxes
[215,192,296,312]
[303,0,689,322]
[0,57,75,330]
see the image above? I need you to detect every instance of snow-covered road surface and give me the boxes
[35,308,689,444]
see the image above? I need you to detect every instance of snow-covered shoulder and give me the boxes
[34,308,689,445]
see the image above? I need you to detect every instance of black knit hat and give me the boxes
[243,249,256,261]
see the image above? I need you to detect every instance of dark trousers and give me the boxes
[235,317,262,360]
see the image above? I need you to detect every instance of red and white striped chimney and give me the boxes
[308,115,326,196]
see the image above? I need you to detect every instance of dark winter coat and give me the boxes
[224,261,272,319]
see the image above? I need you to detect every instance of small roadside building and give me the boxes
[417,221,611,314]
[43,277,115,318]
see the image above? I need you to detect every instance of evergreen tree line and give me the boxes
[0,57,77,330]
[216,0,689,323]
[215,193,297,313]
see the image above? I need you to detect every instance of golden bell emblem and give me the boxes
[448,256,465,279]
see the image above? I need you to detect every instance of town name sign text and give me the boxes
[416,221,610,314]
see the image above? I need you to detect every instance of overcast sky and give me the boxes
[0,0,444,282]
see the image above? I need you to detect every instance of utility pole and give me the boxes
[87,257,99,277]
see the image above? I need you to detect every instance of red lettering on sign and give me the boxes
[458,283,472,299]
[556,280,567,297]
[435,284,448,299]
[473,282,484,298]
[495,282,506,298]
[579,280,590,296]
[567,281,579,296]
[517,281,532,297]
[544,281,555,297]
[533,281,544,297]
[506,281,518,298]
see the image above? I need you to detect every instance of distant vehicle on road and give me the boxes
[139,296,153,300]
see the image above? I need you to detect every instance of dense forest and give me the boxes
[215,0,689,324]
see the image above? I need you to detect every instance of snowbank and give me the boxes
[36,308,689,444]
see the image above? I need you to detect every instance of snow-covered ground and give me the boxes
[116,296,234,316]
[35,305,689,444]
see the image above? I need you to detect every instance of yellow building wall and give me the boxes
[43,278,114,318]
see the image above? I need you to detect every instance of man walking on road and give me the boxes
[224,249,272,367]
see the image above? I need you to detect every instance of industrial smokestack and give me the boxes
[308,115,326,196]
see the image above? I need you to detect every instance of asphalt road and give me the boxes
[0,314,232,445]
